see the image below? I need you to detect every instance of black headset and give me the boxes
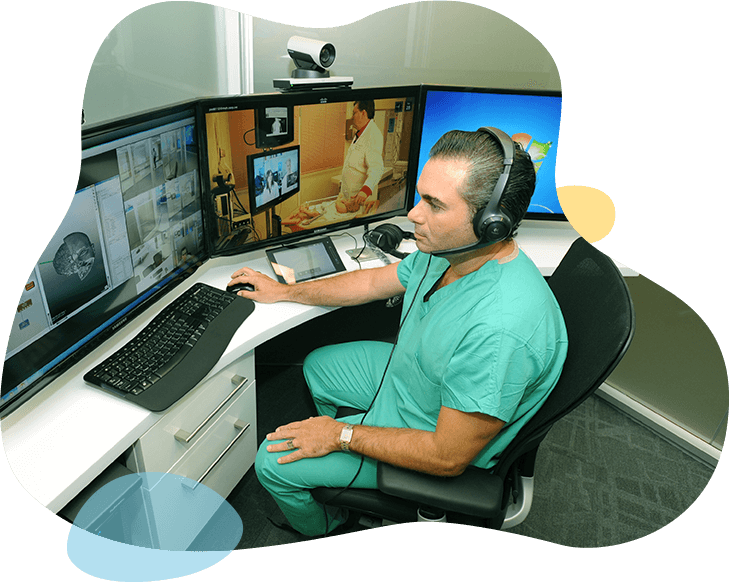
[366,127,516,259]
[432,126,516,257]
[365,223,414,259]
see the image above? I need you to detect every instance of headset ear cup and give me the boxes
[370,224,405,253]
[473,207,513,244]
[475,126,516,244]
[484,216,512,243]
[472,207,486,240]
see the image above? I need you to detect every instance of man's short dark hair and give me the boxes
[429,129,536,239]
[354,100,375,120]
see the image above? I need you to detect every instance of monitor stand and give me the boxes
[266,209,282,239]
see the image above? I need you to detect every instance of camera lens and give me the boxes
[319,44,335,68]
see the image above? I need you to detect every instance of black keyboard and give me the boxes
[84,283,255,412]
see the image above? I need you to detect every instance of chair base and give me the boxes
[501,475,533,529]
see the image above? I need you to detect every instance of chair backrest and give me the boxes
[492,237,636,480]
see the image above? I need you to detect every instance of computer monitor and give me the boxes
[200,86,421,255]
[1,103,207,416]
[415,85,564,219]
[254,105,294,149]
[247,145,301,216]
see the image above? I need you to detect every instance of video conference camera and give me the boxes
[287,36,336,78]
[274,36,353,91]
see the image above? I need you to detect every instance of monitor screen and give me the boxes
[201,86,421,255]
[254,105,294,148]
[1,104,206,416]
[247,145,301,215]
[415,86,564,219]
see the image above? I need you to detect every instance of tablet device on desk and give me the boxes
[265,237,347,284]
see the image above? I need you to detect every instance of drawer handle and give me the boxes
[175,375,248,444]
[182,419,250,491]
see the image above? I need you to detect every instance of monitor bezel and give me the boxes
[416,84,566,223]
[198,85,423,258]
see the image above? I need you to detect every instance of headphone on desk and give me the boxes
[365,224,414,259]
[432,126,516,258]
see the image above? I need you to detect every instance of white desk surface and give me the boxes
[1,218,631,513]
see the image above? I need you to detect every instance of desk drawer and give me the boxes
[168,381,257,499]
[143,385,256,550]
[128,351,255,474]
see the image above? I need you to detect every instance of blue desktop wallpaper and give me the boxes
[415,89,563,216]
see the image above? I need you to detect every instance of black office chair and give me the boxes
[312,237,636,529]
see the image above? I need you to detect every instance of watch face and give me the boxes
[340,425,354,451]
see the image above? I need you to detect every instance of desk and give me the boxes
[1,218,632,516]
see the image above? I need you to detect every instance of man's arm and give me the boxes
[266,406,505,477]
[228,261,405,307]
[361,126,385,196]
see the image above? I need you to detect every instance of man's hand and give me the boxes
[363,199,380,215]
[266,416,345,464]
[227,268,288,303]
[353,191,369,207]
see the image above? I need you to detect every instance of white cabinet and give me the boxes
[126,350,257,500]
[122,350,257,550]
[56,351,257,552]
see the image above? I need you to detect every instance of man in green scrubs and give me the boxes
[230,128,568,537]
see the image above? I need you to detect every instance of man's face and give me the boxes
[352,104,368,131]
[408,157,478,255]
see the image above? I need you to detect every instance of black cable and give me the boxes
[321,254,433,535]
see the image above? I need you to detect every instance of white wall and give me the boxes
[250,1,559,94]
[82,1,559,125]
[83,2,245,125]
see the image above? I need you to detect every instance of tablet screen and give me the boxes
[265,237,346,284]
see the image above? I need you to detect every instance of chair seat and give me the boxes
[311,486,420,524]
[311,463,504,522]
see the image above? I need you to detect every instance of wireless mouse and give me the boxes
[226,282,255,294]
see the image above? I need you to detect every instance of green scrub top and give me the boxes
[366,247,568,469]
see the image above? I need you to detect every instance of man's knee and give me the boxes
[302,349,317,379]
[255,438,322,487]
[303,346,339,404]
[255,439,283,489]
[302,346,329,382]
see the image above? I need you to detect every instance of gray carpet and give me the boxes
[224,303,717,549]
[506,394,715,546]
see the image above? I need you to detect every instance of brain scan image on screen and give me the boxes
[52,232,96,281]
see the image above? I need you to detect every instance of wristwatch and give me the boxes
[339,424,354,452]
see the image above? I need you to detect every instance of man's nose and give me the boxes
[408,201,424,223]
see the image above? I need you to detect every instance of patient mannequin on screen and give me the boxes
[282,205,321,228]
[282,198,380,230]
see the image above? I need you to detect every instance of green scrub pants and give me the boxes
[254,341,393,536]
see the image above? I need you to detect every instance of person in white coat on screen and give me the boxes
[336,100,384,214]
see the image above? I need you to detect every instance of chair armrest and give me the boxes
[377,463,504,518]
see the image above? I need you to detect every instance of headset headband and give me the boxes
[478,126,515,219]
